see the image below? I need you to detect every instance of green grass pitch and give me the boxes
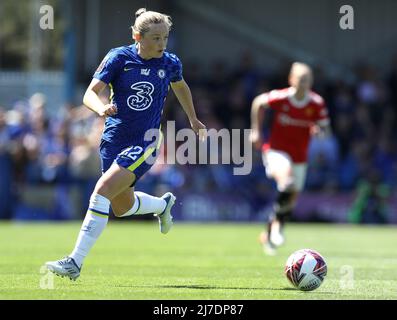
[1,221,396,299]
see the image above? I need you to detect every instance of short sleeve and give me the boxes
[315,104,330,125]
[312,95,330,125]
[266,90,283,111]
[93,49,123,84]
[169,54,183,82]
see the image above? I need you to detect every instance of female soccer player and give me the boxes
[45,8,206,280]
[251,62,330,255]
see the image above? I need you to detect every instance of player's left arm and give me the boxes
[171,79,207,141]
[312,99,332,138]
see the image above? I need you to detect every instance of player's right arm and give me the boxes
[83,79,117,117]
[250,93,269,150]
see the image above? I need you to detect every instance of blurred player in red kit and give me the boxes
[250,62,331,255]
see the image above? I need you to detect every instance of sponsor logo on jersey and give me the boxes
[127,81,154,111]
[278,114,312,127]
[141,68,150,76]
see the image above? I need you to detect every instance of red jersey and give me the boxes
[262,87,329,163]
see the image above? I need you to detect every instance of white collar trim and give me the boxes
[287,87,311,108]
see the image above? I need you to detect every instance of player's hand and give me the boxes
[190,118,207,142]
[250,129,263,150]
[310,124,326,138]
[98,104,117,117]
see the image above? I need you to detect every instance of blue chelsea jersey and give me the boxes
[93,44,183,145]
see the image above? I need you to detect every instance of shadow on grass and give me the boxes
[115,284,333,294]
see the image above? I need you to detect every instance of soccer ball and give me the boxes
[284,249,327,291]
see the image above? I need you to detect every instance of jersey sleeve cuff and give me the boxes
[93,73,111,84]
[317,119,330,126]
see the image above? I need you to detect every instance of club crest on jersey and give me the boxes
[158,69,166,79]
[305,108,314,116]
[282,104,289,112]
[141,68,150,76]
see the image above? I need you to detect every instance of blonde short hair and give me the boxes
[290,62,312,76]
[131,8,172,38]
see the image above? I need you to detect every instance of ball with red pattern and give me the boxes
[285,249,327,291]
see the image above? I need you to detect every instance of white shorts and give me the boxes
[262,149,307,192]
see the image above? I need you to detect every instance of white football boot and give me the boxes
[155,192,176,234]
[45,257,81,281]
[269,220,285,247]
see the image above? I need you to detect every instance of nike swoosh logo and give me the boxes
[124,67,134,72]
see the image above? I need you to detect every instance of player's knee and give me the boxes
[275,173,294,192]
[93,181,114,200]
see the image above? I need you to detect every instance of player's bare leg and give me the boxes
[111,174,176,234]
[111,187,135,217]
[46,163,134,279]
[46,162,176,280]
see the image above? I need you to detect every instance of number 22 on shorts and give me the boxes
[119,146,144,161]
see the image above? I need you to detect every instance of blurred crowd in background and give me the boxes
[1,52,397,222]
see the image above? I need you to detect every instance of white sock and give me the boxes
[69,194,110,267]
[120,192,166,217]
